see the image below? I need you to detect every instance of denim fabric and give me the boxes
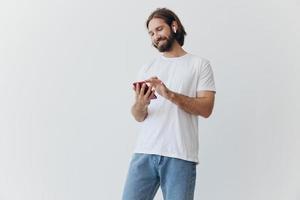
[122,153,197,200]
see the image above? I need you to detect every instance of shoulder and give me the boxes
[187,54,212,72]
[188,53,210,65]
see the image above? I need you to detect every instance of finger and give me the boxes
[149,92,155,99]
[145,78,160,86]
[139,83,146,96]
[145,79,153,84]
[132,84,138,90]
[147,79,160,85]
[145,82,153,88]
[145,76,158,81]
[145,85,153,98]
[135,83,140,94]
[132,86,136,92]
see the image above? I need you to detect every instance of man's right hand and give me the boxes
[133,83,154,109]
[131,83,154,122]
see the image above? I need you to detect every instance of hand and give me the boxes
[145,77,171,99]
[133,82,155,110]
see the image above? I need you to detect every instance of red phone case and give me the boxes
[133,81,157,99]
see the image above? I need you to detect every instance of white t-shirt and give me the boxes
[133,53,216,163]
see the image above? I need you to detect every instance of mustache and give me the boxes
[154,37,167,45]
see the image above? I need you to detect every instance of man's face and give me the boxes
[148,18,176,52]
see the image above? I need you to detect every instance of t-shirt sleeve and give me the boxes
[196,60,216,92]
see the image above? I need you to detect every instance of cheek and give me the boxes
[161,32,170,39]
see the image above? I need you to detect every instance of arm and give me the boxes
[146,77,215,118]
[131,102,148,122]
[167,90,215,118]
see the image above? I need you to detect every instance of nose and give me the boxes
[153,33,161,42]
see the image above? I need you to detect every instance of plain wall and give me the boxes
[0,0,299,199]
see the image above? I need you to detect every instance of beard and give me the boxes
[152,32,176,52]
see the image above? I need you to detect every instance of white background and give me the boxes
[0,0,299,200]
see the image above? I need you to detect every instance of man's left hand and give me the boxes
[145,76,172,99]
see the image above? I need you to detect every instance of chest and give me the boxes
[145,60,199,96]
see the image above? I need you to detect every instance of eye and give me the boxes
[148,32,153,36]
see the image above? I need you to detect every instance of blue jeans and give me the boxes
[122,153,197,200]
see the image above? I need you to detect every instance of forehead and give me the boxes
[148,18,168,31]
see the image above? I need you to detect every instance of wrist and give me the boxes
[135,102,147,112]
[166,90,176,101]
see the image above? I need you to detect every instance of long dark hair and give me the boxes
[146,8,187,46]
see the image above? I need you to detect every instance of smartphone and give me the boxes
[132,81,157,99]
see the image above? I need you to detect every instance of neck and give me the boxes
[162,42,187,58]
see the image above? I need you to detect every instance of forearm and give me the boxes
[167,91,214,118]
[131,103,148,122]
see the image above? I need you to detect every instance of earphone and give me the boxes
[173,26,177,33]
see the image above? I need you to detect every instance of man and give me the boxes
[122,8,216,200]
